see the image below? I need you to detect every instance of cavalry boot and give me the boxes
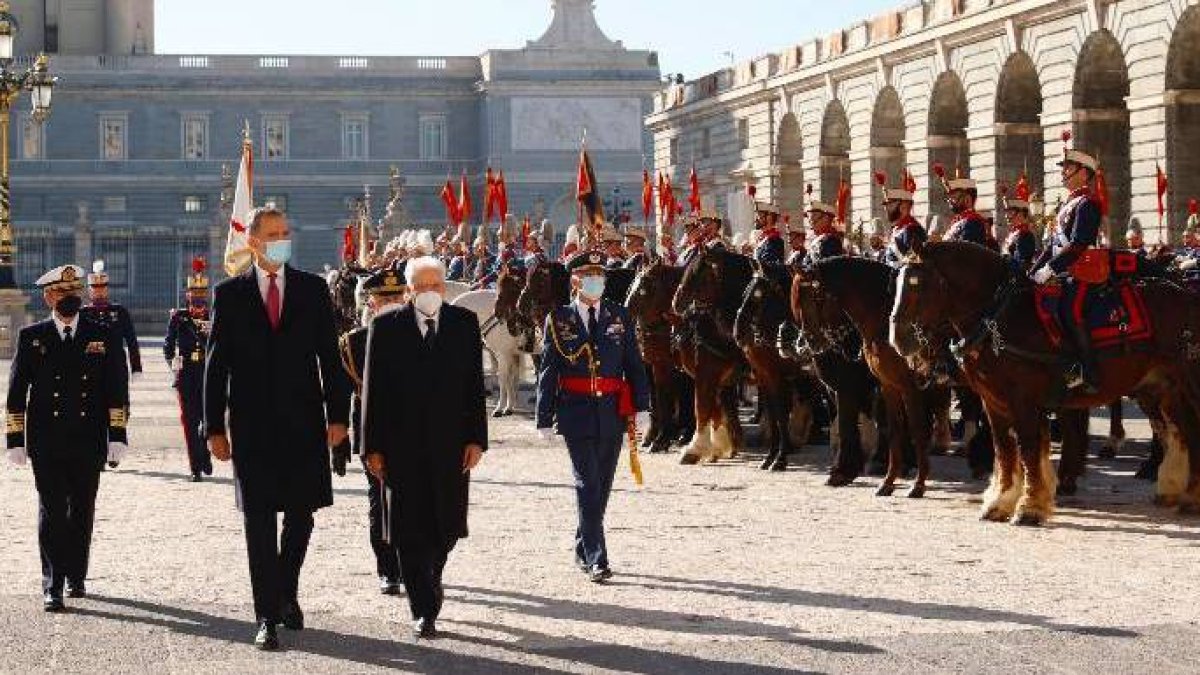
[1066,319,1100,395]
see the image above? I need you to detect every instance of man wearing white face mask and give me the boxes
[361,255,487,640]
[204,206,351,651]
[535,250,651,583]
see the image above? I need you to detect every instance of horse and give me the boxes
[733,266,820,470]
[494,265,536,353]
[890,241,1200,524]
[792,256,951,498]
[626,259,694,453]
[672,246,753,464]
[451,289,525,418]
[327,264,368,336]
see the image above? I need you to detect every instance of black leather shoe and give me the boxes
[191,474,203,483]
[280,600,304,630]
[254,621,279,651]
[574,555,589,572]
[379,576,402,596]
[588,565,613,583]
[65,580,86,598]
[43,592,64,612]
[413,618,438,640]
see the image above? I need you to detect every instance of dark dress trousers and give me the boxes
[164,308,210,476]
[362,303,487,623]
[6,316,129,594]
[203,265,350,623]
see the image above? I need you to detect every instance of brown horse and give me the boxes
[890,241,1200,524]
[494,264,534,352]
[672,246,752,464]
[626,259,694,452]
[792,256,944,498]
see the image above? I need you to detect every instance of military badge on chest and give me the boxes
[605,315,625,340]
[85,341,107,355]
[554,315,580,343]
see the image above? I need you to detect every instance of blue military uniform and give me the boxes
[806,232,846,266]
[6,265,130,608]
[81,302,141,374]
[1005,228,1039,272]
[536,251,650,577]
[447,254,473,281]
[754,229,786,265]
[886,216,928,266]
[164,307,210,477]
[945,210,991,248]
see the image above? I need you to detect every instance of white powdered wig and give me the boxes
[405,255,447,287]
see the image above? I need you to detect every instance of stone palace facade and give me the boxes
[646,0,1199,246]
[8,0,659,329]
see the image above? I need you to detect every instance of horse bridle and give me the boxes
[794,272,860,360]
[736,274,788,349]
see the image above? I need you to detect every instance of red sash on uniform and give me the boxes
[560,376,635,417]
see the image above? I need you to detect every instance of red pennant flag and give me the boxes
[836,179,851,226]
[484,167,496,223]
[440,179,460,225]
[1156,162,1169,225]
[642,169,653,223]
[497,170,509,222]
[458,171,473,225]
[688,165,701,214]
[1094,168,1110,218]
[342,223,356,263]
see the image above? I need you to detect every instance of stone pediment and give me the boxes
[529,0,622,51]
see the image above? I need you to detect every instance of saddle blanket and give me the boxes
[1033,281,1153,351]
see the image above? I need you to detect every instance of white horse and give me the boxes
[444,280,472,302]
[451,289,525,417]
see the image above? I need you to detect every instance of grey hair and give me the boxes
[404,255,447,286]
[248,206,287,235]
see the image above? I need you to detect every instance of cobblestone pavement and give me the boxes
[0,357,1197,674]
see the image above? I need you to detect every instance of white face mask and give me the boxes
[414,290,443,316]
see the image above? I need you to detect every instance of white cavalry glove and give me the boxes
[634,411,651,434]
[1031,266,1054,285]
[537,428,556,444]
[1180,257,1198,271]
[170,356,184,373]
[107,442,128,466]
[7,447,27,467]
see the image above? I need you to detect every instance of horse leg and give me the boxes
[1056,408,1089,497]
[903,385,933,499]
[1153,390,1194,509]
[714,384,740,460]
[642,368,659,448]
[1099,399,1126,459]
[928,387,952,456]
[503,352,522,416]
[769,384,793,472]
[650,363,675,453]
[676,373,696,445]
[1136,417,1164,481]
[1013,412,1058,527]
[875,387,905,497]
[827,383,864,486]
[981,414,1023,522]
[868,391,889,477]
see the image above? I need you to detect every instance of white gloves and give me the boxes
[7,447,26,466]
[170,356,183,373]
[537,428,556,444]
[1180,258,1198,271]
[1031,267,1054,285]
[635,411,651,434]
[107,442,128,466]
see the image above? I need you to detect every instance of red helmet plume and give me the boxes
[192,256,207,274]
[873,171,887,187]
[932,162,946,179]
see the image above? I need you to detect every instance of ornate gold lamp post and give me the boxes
[0,1,57,289]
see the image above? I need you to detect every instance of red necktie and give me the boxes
[266,273,281,331]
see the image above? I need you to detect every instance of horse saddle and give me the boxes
[1034,281,1153,352]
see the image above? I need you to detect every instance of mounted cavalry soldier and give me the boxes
[678,215,705,267]
[804,185,845,266]
[6,264,130,612]
[875,170,927,266]
[163,257,213,481]
[937,167,997,250]
[600,224,627,269]
[786,219,808,266]
[622,226,651,270]
[83,260,142,377]
[753,201,786,265]
[339,264,408,596]
[1030,133,1104,395]
[1001,177,1040,272]
[699,210,727,251]
[535,250,650,583]
[865,218,889,263]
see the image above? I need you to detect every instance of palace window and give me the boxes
[100,114,128,160]
[342,114,369,160]
[419,114,447,160]
[262,116,289,160]
[183,196,206,213]
[182,114,209,160]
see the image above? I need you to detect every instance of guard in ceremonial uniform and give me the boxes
[1001,178,1039,272]
[1030,134,1103,394]
[525,232,549,267]
[1125,219,1147,257]
[536,251,650,583]
[6,265,130,612]
[753,202,786,265]
[447,240,473,282]
[877,171,927,266]
[700,211,727,251]
[678,216,705,267]
[163,257,212,481]
[83,260,142,376]
[940,173,995,249]
[601,225,627,268]
[470,231,495,286]
[339,265,408,595]
[622,226,651,270]
[804,190,845,266]
[786,223,808,266]
[864,218,889,263]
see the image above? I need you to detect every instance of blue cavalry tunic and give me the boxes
[806,233,846,267]
[1032,187,1101,275]
[945,210,991,248]
[885,216,928,266]
[754,229,786,266]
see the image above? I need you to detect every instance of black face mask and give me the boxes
[55,294,82,318]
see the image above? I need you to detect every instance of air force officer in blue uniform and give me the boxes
[536,250,650,583]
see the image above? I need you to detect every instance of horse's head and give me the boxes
[518,260,568,330]
[790,264,855,357]
[673,246,723,316]
[734,269,791,348]
[888,253,950,362]
[494,264,528,332]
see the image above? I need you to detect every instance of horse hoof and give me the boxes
[1012,511,1045,527]
[981,506,1010,523]
[770,459,788,472]
[906,485,926,499]
[491,410,505,418]
[679,453,701,466]
[1153,494,1180,508]
[874,484,896,498]
[1056,482,1078,498]
[825,473,857,488]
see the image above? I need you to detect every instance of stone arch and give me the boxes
[994,51,1044,236]
[1073,29,1130,242]
[927,71,969,221]
[870,86,906,220]
[776,112,804,218]
[1166,6,1200,242]
[819,100,851,224]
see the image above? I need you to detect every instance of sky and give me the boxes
[155,0,903,79]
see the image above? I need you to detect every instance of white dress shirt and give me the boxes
[254,263,286,306]
[575,297,600,335]
[51,313,79,340]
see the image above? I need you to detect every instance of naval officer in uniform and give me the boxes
[83,260,142,376]
[6,264,130,611]
[535,250,650,583]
